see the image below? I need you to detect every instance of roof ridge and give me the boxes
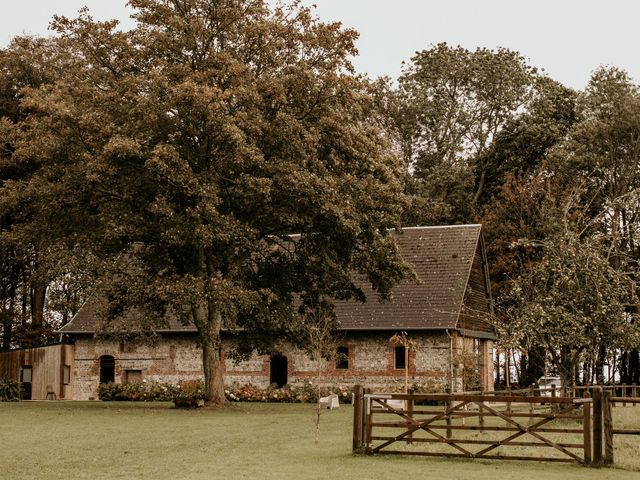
[399,224,482,231]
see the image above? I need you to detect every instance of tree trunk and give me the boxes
[595,343,606,385]
[472,166,487,206]
[193,301,225,407]
[523,346,545,386]
[30,284,47,327]
[1,310,12,351]
[1,287,15,350]
[621,351,629,384]
[631,350,640,385]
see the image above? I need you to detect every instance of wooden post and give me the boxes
[583,391,592,465]
[352,385,364,454]
[633,383,637,405]
[551,384,557,413]
[603,390,614,465]
[364,388,372,453]
[593,387,603,465]
[446,387,452,439]
[408,387,414,444]
[479,387,485,432]
[528,385,534,424]
[613,383,627,407]
[405,347,409,394]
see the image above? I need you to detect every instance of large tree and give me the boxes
[545,67,640,382]
[392,43,536,222]
[502,197,640,388]
[0,36,76,348]
[6,0,409,405]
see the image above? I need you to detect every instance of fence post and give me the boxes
[622,384,627,407]
[352,385,364,454]
[364,388,372,453]
[408,387,414,444]
[479,387,485,432]
[583,391,592,465]
[593,386,603,466]
[551,384,558,413]
[603,390,613,465]
[633,383,637,405]
[446,387,452,439]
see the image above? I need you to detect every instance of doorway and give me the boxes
[99,355,115,384]
[269,354,288,388]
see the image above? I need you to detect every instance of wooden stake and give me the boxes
[583,391,592,465]
[593,387,603,465]
[352,385,364,453]
[603,390,613,465]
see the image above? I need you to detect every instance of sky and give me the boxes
[1,0,638,90]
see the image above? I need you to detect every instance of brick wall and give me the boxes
[71,331,491,400]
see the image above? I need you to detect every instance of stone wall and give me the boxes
[71,331,491,400]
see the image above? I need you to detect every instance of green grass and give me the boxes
[1,401,639,480]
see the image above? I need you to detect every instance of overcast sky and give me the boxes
[1,0,638,90]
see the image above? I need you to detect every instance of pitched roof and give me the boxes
[59,225,483,334]
[334,225,481,330]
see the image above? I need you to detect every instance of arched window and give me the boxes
[394,346,406,369]
[99,355,115,384]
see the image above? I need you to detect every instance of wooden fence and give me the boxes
[352,385,638,466]
[602,391,640,465]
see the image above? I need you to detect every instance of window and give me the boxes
[63,365,71,385]
[20,365,32,383]
[124,369,142,384]
[336,346,349,369]
[394,346,406,369]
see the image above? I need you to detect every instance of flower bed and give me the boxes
[97,380,353,407]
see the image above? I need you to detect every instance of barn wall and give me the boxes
[71,332,454,400]
[451,332,494,391]
[458,246,493,333]
[0,344,74,400]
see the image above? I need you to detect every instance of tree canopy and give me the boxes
[2,0,409,405]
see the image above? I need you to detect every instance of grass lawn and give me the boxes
[1,401,639,480]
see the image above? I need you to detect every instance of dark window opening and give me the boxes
[63,365,71,385]
[336,346,349,369]
[394,346,406,369]
[269,354,288,388]
[20,366,33,400]
[99,355,115,384]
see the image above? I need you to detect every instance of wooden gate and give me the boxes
[353,387,592,464]
[602,392,640,465]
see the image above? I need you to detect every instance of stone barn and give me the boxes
[53,224,494,400]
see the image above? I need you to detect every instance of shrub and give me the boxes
[98,381,174,402]
[97,379,356,406]
[224,383,353,404]
[0,378,21,401]
[172,380,205,408]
